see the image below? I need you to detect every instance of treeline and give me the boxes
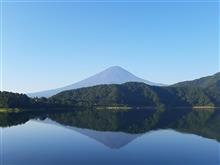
[0,91,62,109]
[0,92,31,108]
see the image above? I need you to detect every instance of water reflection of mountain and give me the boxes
[0,108,220,144]
[67,127,143,149]
[40,118,143,149]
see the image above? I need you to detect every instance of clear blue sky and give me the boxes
[1,0,219,93]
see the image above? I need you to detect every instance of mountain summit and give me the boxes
[28,66,164,98]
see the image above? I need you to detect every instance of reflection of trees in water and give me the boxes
[173,110,220,141]
[0,108,219,141]
[0,111,51,127]
[0,112,30,127]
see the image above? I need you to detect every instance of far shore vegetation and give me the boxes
[0,72,219,112]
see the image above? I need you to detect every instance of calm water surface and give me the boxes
[0,108,220,165]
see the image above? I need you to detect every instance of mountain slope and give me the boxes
[28,66,164,98]
[173,72,220,105]
[50,82,215,107]
[173,72,220,88]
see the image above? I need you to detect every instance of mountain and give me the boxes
[1,72,219,109]
[28,66,164,98]
[49,82,216,108]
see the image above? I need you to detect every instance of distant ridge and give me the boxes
[173,72,220,105]
[173,72,220,88]
[28,66,164,98]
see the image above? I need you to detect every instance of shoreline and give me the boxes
[0,106,219,113]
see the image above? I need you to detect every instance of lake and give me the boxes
[0,108,219,165]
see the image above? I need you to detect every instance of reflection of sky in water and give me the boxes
[2,120,220,165]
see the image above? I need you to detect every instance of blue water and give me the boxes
[1,119,219,165]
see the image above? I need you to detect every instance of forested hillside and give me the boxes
[1,72,219,109]
[50,82,216,108]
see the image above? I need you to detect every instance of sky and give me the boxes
[1,0,219,93]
